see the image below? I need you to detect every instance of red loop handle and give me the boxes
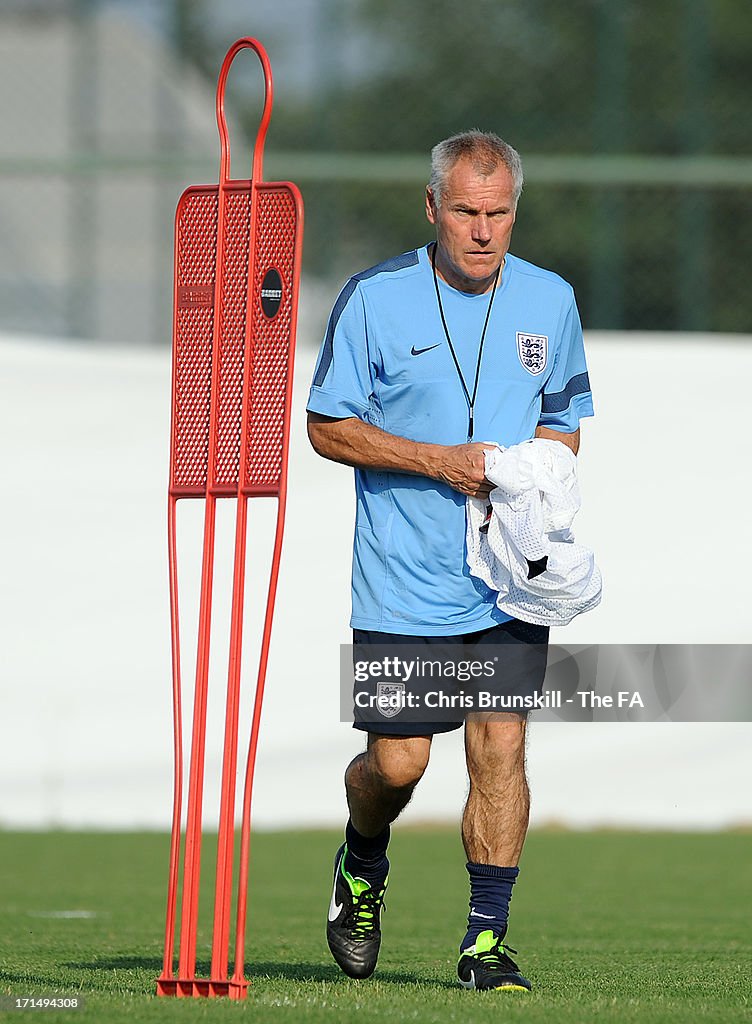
[216,38,273,184]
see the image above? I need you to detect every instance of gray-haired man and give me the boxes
[307,130,594,990]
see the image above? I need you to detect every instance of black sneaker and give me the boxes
[326,843,387,979]
[457,929,532,991]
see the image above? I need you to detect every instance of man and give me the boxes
[306,130,593,991]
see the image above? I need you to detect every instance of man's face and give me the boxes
[426,156,517,294]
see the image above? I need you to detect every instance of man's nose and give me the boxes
[471,214,492,243]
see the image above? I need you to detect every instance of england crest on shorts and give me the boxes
[516,332,548,375]
[376,682,406,719]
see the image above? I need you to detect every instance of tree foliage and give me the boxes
[178,0,752,330]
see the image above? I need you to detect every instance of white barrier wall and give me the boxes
[1,322,750,830]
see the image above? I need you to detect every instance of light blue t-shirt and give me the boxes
[307,244,594,635]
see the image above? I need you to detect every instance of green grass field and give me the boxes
[0,829,750,1023]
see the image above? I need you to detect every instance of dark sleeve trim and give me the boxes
[541,372,591,414]
[312,249,420,389]
[312,278,359,388]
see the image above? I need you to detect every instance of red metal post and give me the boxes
[209,44,273,983]
[156,37,303,1000]
[233,179,303,984]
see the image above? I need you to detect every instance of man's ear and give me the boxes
[425,187,437,225]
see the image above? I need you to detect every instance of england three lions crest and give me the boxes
[376,682,406,719]
[516,332,548,375]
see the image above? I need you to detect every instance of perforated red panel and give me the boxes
[243,184,300,494]
[170,181,300,499]
[171,188,218,495]
[171,185,255,497]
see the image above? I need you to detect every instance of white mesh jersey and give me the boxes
[466,439,602,626]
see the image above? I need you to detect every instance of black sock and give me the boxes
[343,819,390,888]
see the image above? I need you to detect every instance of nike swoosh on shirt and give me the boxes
[411,343,441,356]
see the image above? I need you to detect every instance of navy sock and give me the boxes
[343,819,390,888]
[461,862,519,951]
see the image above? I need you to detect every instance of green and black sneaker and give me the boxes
[326,843,387,979]
[457,929,532,992]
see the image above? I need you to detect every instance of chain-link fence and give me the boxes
[0,0,750,345]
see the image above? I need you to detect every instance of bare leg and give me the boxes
[346,733,432,837]
[462,713,529,865]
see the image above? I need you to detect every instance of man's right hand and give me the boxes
[434,442,496,499]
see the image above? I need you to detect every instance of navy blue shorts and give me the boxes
[352,618,549,736]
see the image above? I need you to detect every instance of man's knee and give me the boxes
[465,714,527,779]
[364,734,431,792]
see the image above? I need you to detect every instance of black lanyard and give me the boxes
[431,244,500,441]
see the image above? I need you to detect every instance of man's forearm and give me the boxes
[307,414,442,477]
[307,414,581,497]
[534,424,580,455]
[306,413,493,498]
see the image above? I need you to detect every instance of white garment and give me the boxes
[466,438,602,626]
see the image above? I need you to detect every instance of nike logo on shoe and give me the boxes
[328,890,343,922]
[328,852,344,921]
[411,343,440,356]
[459,968,476,990]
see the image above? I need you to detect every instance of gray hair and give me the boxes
[428,130,524,207]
